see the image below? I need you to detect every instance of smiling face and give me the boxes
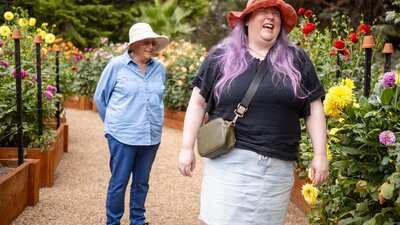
[246,7,282,49]
[129,38,157,62]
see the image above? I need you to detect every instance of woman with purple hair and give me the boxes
[178,0,329,224]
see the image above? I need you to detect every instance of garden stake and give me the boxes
[34,35,43,136]
[382,43,394,73]
[54,45,61,128]
[361,35,376,97]
[336,50,342,78]
[12,29,24,165]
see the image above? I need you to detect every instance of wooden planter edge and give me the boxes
[0,158,40,225]
[0,123,67,187]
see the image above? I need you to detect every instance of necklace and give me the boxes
[248,47,266,59]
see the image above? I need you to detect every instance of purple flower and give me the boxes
[32,74,37,81]
[46,85,57,93]
[382,72,397,88]
[44,90,53,100]
[0,60,9,68]
[379,130,396,146]
[101,37,108,44]
[13,69,26,79]
[0,39,3,48]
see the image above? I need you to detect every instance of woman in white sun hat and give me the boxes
[94,22,168,225]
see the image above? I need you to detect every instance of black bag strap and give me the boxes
[232,57,268,124]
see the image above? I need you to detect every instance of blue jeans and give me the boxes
[105,134,159,225]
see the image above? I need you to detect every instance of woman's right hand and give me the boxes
[178,148,196,177]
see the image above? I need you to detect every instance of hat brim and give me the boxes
[227,0,297,33]
[126,33,169,52]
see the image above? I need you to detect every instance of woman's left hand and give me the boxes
[310,153,329,186]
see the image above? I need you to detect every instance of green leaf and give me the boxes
[341,146,360,155]
[356,202,368,213]
[363,217,377,225]
[381,88,394,106]
[380,182,394,199]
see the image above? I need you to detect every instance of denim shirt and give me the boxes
[94,51,166,146]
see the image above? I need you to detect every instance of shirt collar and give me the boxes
[123,50,154,65]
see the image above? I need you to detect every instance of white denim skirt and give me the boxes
[199,148,296,225]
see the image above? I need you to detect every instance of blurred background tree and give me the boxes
[0,0,399,49]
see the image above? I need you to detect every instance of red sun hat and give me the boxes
[227,0,298,33]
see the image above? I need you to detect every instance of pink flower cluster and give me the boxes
[0,60,9,68]
[44,85,57,100]
[382,72,397,88]
[379,130,396,146]
[13,69,27,79]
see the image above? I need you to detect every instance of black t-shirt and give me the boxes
[192,46,325,161]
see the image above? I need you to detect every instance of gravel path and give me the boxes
[11,108,308,225]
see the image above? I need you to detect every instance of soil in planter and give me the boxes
[0,164,14,177]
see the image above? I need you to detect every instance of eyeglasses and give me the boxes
[142,40,157,46]
[257,8,281,17]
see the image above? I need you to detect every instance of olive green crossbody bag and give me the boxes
[197,58,267,159]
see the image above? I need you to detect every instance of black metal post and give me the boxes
[55,49,60,128]
[382,43,394,73]
[364,48,372,97]
[12,30,23,165]
[34,35,43,136]
[336,51,341,78]
[361,36,375,98]
[384,54,391,73]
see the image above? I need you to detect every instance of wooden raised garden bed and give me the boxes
[0,123,67,187]
[0,158,40,225]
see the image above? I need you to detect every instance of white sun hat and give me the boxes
[126,22,169,52]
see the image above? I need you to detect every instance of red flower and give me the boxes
[301,23,315,35]
[71,66,77,71]
[358,24,371,34]
[348,32,359,43]
[333,40,346,50]
[304,10,313,17]
[297,8,305,15]
[343,49,351,60]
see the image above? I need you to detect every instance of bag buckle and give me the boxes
[232,103,248,125]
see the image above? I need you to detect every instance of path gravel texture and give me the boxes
[11,108,308,225]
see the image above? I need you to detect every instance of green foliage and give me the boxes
[386,0,400,24]
[289,13,384,92]
[137,0,195,40]
[157,39,207,110]
[291,9,400,224]
[61,38,126,97]
[0,8,58,149]
[178,0,209,22]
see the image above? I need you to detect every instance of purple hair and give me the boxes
[210,20,306,101]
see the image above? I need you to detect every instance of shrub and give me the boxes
[157,39,207,111]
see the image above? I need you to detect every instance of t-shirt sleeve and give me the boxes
[295,47,325,118]
[191,51,221,112]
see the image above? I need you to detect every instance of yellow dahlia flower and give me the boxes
[29,18,37,27]
[4,11,14,21]
[45,33,55,44]
[326,86,352,108]
[323,99,342,118]
[18,18,28,27]
[301,183,319,205]
[0,25,11,37]
[343,78,355,89]
[327,148,332,162]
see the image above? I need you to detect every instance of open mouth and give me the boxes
[263,23,274,31]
